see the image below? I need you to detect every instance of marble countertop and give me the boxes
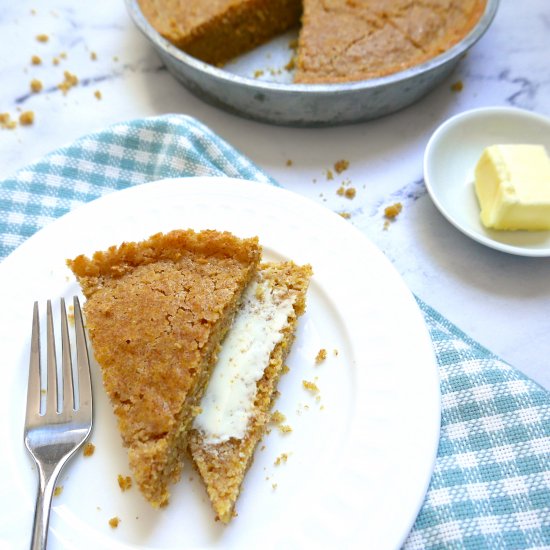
[1,0,549,390]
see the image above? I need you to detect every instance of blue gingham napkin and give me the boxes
[1,115,548,549]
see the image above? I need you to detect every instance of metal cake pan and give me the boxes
[126,0,499,127]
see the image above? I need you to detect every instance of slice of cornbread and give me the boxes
[67,229,261,507]
[188,261,312,523]
[474,144,550,231]
[138,0,302,66]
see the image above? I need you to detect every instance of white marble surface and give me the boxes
[1,0,549,390]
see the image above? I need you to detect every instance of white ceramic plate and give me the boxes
[0,178,440,550]
[424,107,550,256]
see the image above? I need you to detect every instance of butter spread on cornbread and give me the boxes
[189,261,312,523]
[67,229,261,508]
[474,144,550,231]
[193,274,296,444]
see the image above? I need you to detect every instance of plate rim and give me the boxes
[424,106,550,257]
[0,176,441,549]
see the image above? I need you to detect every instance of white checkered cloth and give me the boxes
[1,115,548,549]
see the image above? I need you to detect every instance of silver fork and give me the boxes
[24,297,93,550]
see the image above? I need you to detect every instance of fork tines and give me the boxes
[26,297,92,422]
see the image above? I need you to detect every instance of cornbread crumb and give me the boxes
[271,410,286,425]
[344,187,356,199]
[285,56,296,71]
[83,442,95,457]
[118,474,132,492]
[90,51,98,61]
[339,212,351,219]
[31,55,42,65]
[0,113,17,130]
[334,160,349,174]
[94,90,102,100]
[253,69,264,78]
[279,424,293,433]
[315,348,327,364]
[272,483,278,490]
[281,364,290,375]
[19,111,35,126]
[52,57,60,65]
[58,71,78,94]
[30,79,43,93]
[286,159,293,166]
[451,80,464,92]
[326,169,334,181]
[333,349,339,356]
[302,380,319,393]
[384,202,403,219]
[274,452,289,466]
[36,33,49,42]
[53,486,63,497]
[108,517,120,529]
[60,52,67,59]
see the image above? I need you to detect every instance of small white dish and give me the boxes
[424,106,550,257]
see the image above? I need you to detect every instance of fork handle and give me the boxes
[30,461,65,550]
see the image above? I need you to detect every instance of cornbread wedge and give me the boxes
[67,229,261,507]
[189,261,312,523]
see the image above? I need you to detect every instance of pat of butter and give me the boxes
[474,144,550,231]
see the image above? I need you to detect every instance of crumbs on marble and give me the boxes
[31,55,42,65]
[58,71,78,94]
[279,424,292,433]
[19,111,35,126]
[30,79,43,93]
[326,169,334,181]
[384,202,403,228]
[83,442,95,457]
[53,485,63,497]
[334,159,350,174]
[0,113,17,130]
[35,33,49,43]
[450,80,464,92]
[337,185,356,199]
[94,90,102,100]
[339,211,351,219]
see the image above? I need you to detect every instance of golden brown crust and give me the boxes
[67,229,261,507]
[294,0,486,83]
[138,0,302,66]
[188,261,312,523]
[138,0,485,83]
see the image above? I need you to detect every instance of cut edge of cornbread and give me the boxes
[188,260,312,523]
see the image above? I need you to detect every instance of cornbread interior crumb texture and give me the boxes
[138,0,485,83]
[188,261,312,523]
[67,229,261,508]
